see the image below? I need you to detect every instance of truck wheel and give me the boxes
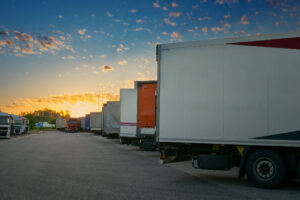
[245,149,286,188]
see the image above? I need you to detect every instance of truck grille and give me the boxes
[0,132,8,136]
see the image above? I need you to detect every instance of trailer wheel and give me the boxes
[245,149,286,188]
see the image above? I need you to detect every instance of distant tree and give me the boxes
[48,118,56,125]
[23,113,37,130]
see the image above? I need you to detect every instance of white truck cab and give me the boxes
[10,115,23,135]
[0,112,11,138]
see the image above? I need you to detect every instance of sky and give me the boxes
[0,0,299,117]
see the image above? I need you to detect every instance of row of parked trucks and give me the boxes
[56,32,300,188]
[0,112,29,138]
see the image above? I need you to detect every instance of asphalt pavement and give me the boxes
[0,131,299,200]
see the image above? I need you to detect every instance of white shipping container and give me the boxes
[103,101,120,136]
[56,116,67,130]
[90,112,102,131]
[120,89,138,138]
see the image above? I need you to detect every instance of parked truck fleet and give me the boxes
[0,112,29,138]
[50,31,300,188]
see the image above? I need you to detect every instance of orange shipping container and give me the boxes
[138,82,157,128]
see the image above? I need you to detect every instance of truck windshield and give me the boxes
[68,121,77,125]
[0,116,9,125]
[14,120,23,125]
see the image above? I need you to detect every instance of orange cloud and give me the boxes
[172,2,180,7]
[171,32,182,38]
[1,30,74,56]
[153,2,160,8]
[164,18,177,26]
[240,16,250,24]
[0,92,120,117]
[102,65,115,72]
[169,12,183,17]
[77,28,87,35]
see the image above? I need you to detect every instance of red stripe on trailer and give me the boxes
[229,37,300,50]
[120,122,137,126]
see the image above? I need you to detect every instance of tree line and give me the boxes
[20,109,70,129]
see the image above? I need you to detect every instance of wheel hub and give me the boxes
[256,159,275,179]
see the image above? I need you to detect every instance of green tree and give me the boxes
[23,113,37,130]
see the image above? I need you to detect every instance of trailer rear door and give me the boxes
[138,83,157,128]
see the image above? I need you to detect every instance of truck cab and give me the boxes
[20,117,29,134]
[0,112,11,138]
[66,118,79,132]
[10,115,23,135]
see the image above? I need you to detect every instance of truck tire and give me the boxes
[245,149,286,188]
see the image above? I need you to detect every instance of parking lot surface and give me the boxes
[0,131,299,200]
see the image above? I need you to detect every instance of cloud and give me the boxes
[161,32,168,35]
[202,27,208,33]
[171,32,182,38]
[172,2,180,7]
[153,2,160,8]
[59,36,66,40]
[164,18,177,26]
[0,39,14,47]
[240,16,250,24]
[169,12,183,17]
[130,9,137,13]
[135,27,144,32]
[0,30,9,36]
[102,65,115,72]
[1,93,120,115]
[211,27,225,32]
[198,16,212,21]
[58,15,63,19]
[216,0,239,5]
[77,28,87,35]
[99,54,106,59]
[224,14,230,19]
[106,11,113,17]
[22,48,38,55]
[221,22,231,28]
[163,7,168,11]
[234,30,246,35]
[118,60,128,66]
[116,44,129,52]
[136,19,145,24]
[93,70,100,74]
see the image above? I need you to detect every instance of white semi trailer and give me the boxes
[102,101,120,137]
[90,112,102,133]
[56,115,67,131]
[0,112,11,138]
[156,32,300,188]
[119,89,138,144]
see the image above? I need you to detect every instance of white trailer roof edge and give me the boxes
[158,31,300,50]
